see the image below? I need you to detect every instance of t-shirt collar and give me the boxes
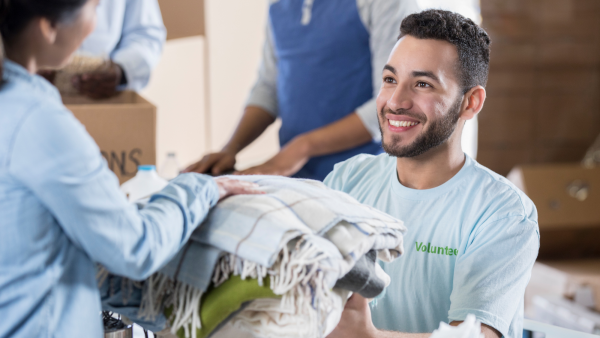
[390,154,474,201]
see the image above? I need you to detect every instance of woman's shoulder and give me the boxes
[1,75,68,117]
[1,80,97,161]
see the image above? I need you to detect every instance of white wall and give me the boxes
[143,0,280,171]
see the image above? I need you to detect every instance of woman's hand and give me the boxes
[214,177,263,201]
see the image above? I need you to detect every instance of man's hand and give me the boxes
[72,61,123,100]
[183,151,237,176]
[326,293,501,338]
[214,177,263,201]
[236,136,310,177]
[327,294,378,338]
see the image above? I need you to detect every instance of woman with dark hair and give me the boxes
[0,1,260,337]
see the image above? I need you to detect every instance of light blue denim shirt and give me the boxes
[0,60,219,337]
[78,0,166,91]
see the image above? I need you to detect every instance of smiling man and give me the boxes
[324,10,539,338]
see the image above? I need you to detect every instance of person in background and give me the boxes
[0,1,258,337]
[324,10,539,338]
[184,0,420,181]
[43,0,166,99]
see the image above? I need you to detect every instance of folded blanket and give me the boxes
[120,176,405,338]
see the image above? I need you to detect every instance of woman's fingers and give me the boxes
[214,178,264,201]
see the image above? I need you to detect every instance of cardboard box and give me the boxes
[526,260,600,317]
[508,164,600,259]
[508,164,600,230]
[63,92,157,184]
[158,0,205,40]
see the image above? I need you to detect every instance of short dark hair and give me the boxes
[399,9,491,94]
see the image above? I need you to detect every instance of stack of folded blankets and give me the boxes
[100,176,406,338]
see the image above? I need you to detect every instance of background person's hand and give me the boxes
[236,137,309,177]
[214,177,263,201]
[72,61,123,100]
[183,151,237,175]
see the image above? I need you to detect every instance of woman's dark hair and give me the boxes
[0,0,88,79]
[399,9,491,94]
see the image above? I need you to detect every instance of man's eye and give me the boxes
[384,77,396,84]
[416,82,431,88]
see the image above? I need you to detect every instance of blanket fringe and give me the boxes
[212,236,335,337]
[136,235,337,338]
[137,272,206,338]
[96,265,110,288]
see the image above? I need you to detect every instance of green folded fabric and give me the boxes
[165,276,280,338]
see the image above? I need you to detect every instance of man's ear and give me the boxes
[459,85,486,121]
[38,18,58,45]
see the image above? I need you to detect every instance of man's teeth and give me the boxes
[389,120,419,127]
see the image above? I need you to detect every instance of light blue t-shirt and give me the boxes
[324,153,539,338]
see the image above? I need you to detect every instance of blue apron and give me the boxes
[270,0,382,181]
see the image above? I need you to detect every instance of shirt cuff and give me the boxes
[356,98,381,142]
[245,84,279,118]
[449,308,510,338]
[112,49,152,92]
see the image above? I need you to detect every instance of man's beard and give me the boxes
[379,97,462,158]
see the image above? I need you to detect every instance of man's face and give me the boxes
[376,35,464,158]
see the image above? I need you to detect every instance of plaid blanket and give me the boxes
[110,176,406,338]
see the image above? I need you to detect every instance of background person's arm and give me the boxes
[237,113,372,176]
[352,0,408,141]
[75,0,166,99]
[109,0,166,91]
[184,106,275,175]
[237,0,407,177]
[185,20,279,175]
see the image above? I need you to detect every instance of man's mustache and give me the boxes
[380,106,427,123]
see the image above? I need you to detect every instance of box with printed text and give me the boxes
[63,91,156,184]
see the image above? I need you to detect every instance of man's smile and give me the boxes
[385,113,421,132]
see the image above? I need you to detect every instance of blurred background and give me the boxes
[478,0,600,176]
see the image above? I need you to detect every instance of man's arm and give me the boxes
[327,294,501,338]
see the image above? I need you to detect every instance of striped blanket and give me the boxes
[103,176,406,338]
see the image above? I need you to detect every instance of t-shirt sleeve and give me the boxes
[448,216,539,337]
[323,159,355,191]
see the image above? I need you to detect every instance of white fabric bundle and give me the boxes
[431,315,485,338]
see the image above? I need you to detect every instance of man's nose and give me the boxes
[387,85,412,112]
